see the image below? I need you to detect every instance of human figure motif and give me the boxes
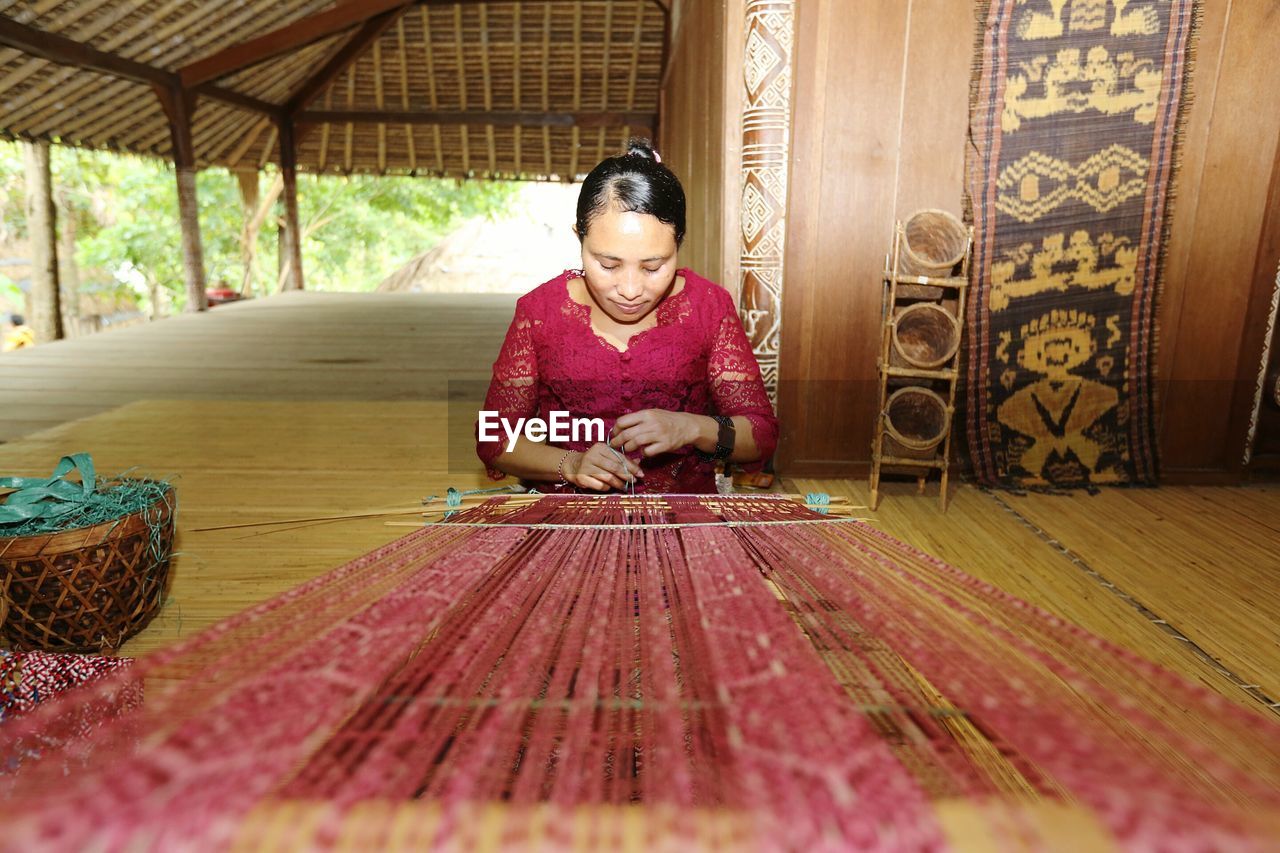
[997,309,1119,484]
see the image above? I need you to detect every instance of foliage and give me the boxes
[0,140,518,314]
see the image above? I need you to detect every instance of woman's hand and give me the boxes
[564,443,644,492]
[609,410,704,457]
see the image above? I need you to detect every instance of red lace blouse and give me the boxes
[476,268,779,493]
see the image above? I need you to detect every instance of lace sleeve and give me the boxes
[476,298,541,479]
[708,288,779,470]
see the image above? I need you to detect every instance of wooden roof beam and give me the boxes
[0,14,170,88]
[0,16,280,119]
[178,0,417,89]
[295,110,658,130]
[283,10,405,117]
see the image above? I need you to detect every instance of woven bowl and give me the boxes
[0,485,175,652]
[899,209,968,278]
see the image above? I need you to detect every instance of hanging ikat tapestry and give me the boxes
[966,0,1196,487]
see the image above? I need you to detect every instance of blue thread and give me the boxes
[806,492,830,515]
[423,484,526,521]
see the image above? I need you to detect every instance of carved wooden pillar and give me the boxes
[737,0,795,402]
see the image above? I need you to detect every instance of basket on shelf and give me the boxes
[898,209,968,278]
[0,454,175,653]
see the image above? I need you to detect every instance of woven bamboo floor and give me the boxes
[0,291,512,442]
[0,293,1277,725]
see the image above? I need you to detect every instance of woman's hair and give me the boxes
[575,138,686,247]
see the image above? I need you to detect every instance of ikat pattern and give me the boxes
[966,0,1196,486]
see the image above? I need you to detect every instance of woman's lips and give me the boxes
[613,301,647,315]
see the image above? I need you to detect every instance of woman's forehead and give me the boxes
[584,207,677,248]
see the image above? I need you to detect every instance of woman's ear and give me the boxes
[572,223,582,241]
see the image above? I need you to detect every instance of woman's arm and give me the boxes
[703,288,779,466]
[607,287,778,465]
[608,410,764,463]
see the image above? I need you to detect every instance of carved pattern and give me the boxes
[739,0,796,403]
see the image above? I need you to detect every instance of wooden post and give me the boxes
[277,117,305,291]
[20,139,63,342]
[56,187,81,336]
[155,84,208,312]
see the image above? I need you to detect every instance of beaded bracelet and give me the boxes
[556,450,575,486]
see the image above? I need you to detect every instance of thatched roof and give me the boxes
[0,1,667,180]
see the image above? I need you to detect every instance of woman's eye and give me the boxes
[643,267,661,274]
[600,264,619,271]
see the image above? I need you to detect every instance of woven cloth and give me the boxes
[0,495,1275,849]
[0,650,134,723]
[965,0,1197,487]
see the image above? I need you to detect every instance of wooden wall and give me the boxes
[777,0,972,476]
[1160,1,1280,479]
[774,0,1280,482]
[659,0,742,292]
[658,0,1280,483]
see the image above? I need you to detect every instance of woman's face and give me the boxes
[579,204,679,324]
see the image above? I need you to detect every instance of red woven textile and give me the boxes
[0,650,133,723]
[0,496,1275,849]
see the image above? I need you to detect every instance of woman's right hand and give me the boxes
[564,443,644,491]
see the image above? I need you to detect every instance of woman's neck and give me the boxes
[569,272,685,350]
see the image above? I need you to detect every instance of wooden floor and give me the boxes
[0,293,1277,724]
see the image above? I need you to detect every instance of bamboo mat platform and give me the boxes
[0,291,517,443]
[787,477,1280,715]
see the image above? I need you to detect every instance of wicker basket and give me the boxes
[891,303,962,369]
[899,209,968,278]
[0,486,175,652]
[882,387,951,460]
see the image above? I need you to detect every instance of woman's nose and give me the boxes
[617,275,643,300]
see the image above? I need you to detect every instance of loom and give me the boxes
[1,494,1277,850]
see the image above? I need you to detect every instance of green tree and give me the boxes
[0,140,518,316]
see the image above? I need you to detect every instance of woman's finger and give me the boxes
[584,461,626,490]
[576,474,610,492]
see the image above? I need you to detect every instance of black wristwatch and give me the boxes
[696,415,736,462]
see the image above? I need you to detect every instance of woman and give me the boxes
[476,139,777,493]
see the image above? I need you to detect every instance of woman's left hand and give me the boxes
[610,410,700,457]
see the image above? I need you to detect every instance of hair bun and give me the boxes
[624,137,658,161]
